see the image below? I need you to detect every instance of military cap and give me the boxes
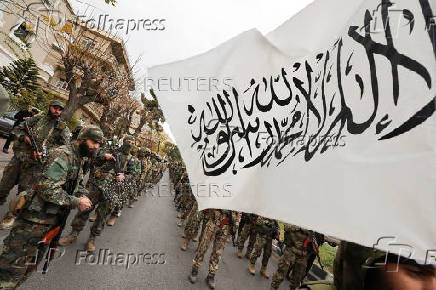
[123,135,135,142]
[77,125,105,143]
[49,100,65,108]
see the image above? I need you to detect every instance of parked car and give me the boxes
[0,111,17,137]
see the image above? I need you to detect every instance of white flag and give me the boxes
[150,0,436,262]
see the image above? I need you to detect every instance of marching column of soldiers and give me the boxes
[169,162,324,290]
[0,100,168,289]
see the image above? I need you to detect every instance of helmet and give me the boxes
[49,100,65,108]
[77,125,105,144]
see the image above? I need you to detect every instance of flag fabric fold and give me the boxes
[150,0,436,262]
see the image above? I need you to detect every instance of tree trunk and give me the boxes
[61,90,80,121]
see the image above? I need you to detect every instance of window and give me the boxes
[55,80,68,90]
[81,37,96,49]
[12,22,34,45]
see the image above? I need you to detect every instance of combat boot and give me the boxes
[59,230,80,246]
[237,249,243,258]
[181,232,186,239]
[188,267,198,284]
[260,266,270,279]
[181,238,190,251]
[107,214,117,226]
[89,212,98,222]
[86,235,96,252]
[248,263,256,275]
[177,219,184,227]
[0,213,15,230]
[192,236,198,242]
[205,274,215,289]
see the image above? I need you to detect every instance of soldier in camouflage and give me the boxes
[136,148,148,197]
[180,200,203,251]
[0,125,102,289]
[248,216,279,279]
[237,213,258,259]
[127,145,140,208]
[271,223,312,290]
[177,173,197,228]
[189,209,235,290]
[88,135,138,250]
[0,100,71,229]
[60,136,138,252]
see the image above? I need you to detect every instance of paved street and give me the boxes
[0,169,281,290]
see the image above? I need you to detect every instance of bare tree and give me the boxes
[134,89,165,136]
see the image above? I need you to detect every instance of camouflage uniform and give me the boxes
[137,149,148,195]
[183,201,203,240]
[271,224,311,290]
[0,113,70,205]
[249,217,278,271]
[191,209,231,276]
[176,173,194,225]
[71,143,136,237]
[0,142,87,289]
[237,213,258,257]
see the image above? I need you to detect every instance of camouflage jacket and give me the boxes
[12,114,70,163]
[89,146,138,188]
[139,159,149,181]
[254,216,279,236]
[134,158,142,181]
[283,223,312,254]
[204,209,233,226]
[35,143,86,208]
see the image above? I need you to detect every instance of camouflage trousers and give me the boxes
[183,203,203,240]
[0,157,41,205]
[237,223,257,255]
[0,218,51,289]
[192,217,229,276]
[250,233,272,268]
[91,200,114,237]
[271,246,308,290]
[180,197,194,220]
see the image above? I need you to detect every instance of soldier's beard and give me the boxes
[120,144,132,154]
[47,110,60,120]
[78,142,92,157]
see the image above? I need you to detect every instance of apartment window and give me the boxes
[55,80,68,90]
[12,22,34,45]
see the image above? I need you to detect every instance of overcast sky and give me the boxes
[69,0,314,142]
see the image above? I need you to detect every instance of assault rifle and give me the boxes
[24,121,42,164]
